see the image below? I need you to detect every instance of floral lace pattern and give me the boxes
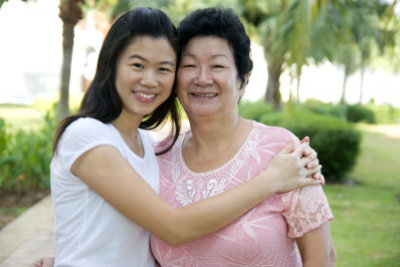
[281,185,333,238]
[172,129,261,206]
[150,121,334,267]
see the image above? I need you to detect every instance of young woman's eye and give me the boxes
[131,63,144,69]
[159,67,172,72]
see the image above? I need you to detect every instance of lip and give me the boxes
[133,91,157,103]
[190,92,218,98]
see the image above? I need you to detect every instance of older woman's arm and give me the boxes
[296,221,337,267]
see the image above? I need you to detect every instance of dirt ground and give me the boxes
[0,189,50,230]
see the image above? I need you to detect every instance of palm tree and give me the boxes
[58,0,84,121]
[239,0,331,110]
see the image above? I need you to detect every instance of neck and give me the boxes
[182,113,252,172]
[112,111,144,157]
[112,110,142,137]
[186,113,248,153]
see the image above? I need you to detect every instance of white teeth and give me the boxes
[193,93,217,97]
[136,92,155,99]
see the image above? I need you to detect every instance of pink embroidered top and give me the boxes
[150,121,333,267]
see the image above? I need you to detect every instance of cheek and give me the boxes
[164,75,176,94]
[175,74,186,96]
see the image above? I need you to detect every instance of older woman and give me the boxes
[150,7,336,267]
[31,6,326,267]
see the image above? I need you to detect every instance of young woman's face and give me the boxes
[176,36,244,119]
[115,36,176,118]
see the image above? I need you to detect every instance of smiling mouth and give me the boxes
[191,93,218,98]
[134,91,156,99]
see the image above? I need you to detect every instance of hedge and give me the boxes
[239,103,361,183]
[0,111,55,193]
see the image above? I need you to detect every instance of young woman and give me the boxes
[150,7,336,267]
[34,6,323,267]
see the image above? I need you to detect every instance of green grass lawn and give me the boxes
[0,104,45,130]
[325,124,400,267]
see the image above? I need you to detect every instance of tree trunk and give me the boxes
[58,21,75,121]
[57,0,83,122]
[359,66,365,104]
[265,59,283,111]
[340,67,349,120]
[340,67,348,106]
[296,65,302,103]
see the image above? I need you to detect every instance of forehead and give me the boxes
[120,36,177,60]
[182,36,234,59]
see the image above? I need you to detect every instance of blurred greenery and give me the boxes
[240,101,363,183]
[326,124,400,267]
[0,105,56,193]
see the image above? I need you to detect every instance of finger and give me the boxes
[28,259,41,267]
[304,164,322,177]
[303,158,319,169]
[280,138,295,154]
[300,136,310,144]
[302,176,325,186]
[42,257,55,267]
[294,142,310,158]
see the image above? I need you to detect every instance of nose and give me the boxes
[194,66,212,87]
[141,70,158,88]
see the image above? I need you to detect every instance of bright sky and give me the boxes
[0,0,399,107]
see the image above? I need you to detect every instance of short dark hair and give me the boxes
[54,7,181,155]
[178,7,253,87]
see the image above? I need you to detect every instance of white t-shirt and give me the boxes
[51,117,159,267]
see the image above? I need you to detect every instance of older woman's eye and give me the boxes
[213,64,225,69]
[181,64,196,68]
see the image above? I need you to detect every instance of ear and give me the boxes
[239,73,250,98]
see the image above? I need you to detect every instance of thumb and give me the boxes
[300,136,310,144]
[280,138,295,154]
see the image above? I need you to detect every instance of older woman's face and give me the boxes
[176,36,244,119]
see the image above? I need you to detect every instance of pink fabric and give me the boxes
[150,121,333,267]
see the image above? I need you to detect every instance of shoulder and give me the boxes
[59,117,116,149]
[65,117,108,135]
[154,130,187,155]
[251,120,298,143]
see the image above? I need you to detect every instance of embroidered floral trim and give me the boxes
[172,129,261,206]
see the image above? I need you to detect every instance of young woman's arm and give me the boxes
[296,222,337,267]
[71,138,322,247]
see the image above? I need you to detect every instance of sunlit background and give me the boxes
[0,0,399,108]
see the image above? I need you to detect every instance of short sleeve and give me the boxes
[57,118,117,173]
[280,185,334,238]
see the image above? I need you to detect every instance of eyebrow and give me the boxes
[128,55,175,66]
[181,53,230,60]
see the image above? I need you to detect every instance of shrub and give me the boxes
[346,104,375,123]
[239,102,361,183]
[239,100,273,121]
[303,99,344,119]
[261,110,361,183]
[0,111,56,193]
[366,103,400,124]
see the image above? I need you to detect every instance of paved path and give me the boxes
[0,195,55,266]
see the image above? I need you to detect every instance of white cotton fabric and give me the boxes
[51,117,158,267]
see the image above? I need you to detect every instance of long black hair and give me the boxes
[53,7,181,155]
